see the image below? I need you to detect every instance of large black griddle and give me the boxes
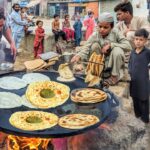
[0,71,113,138]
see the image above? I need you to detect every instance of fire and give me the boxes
[7,135,51,150]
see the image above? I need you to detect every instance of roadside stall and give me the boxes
[0,50,119,149]
[0,70,119,149]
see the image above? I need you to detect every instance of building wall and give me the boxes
[0,0,8,14]
[40,0,48,16]
[46,1,98,18]
[99,0,120,22]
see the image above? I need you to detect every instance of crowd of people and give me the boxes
[0,1,149,124]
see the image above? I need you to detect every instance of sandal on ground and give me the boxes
[103,76,119,86]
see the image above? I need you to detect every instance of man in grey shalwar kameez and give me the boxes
[71,12,132,85]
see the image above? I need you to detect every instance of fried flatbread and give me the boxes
[9,111,58,131]
[71,88,107,103]
[57,76,75,82]
[26,81,70,109]
[88,76,101,87]
[58,63,74,79]
[85,53,105,87]
[58,114,99,129]
[21,95,38,109]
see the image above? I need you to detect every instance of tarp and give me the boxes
[26,0,41,8]
[19,1,28,8]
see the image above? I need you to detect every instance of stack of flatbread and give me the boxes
[57,63,75,82]
[85,52,105,87]
[43,56,59,69]
[39,52,59,69]
[39,51,59,61]
[24,59,47,71]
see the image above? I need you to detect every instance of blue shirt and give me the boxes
[10,10,28,34]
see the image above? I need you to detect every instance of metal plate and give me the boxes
[0,71,111,138]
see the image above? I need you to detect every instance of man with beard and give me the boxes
[10,3,28,53]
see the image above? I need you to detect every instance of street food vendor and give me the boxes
[71,12,132,85]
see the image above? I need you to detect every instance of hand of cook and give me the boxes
[101,43,111,54]
[71,55,81,63]
[10,42,17,60]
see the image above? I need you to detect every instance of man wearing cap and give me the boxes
[71,12,132,85]
[114,1,150,48]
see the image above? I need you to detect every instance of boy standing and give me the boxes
[73,15,82,46]
[129,29,150,123]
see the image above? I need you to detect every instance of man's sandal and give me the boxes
[103,76,119,86]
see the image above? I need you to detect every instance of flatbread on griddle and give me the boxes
[26,81,70,109]
[58,63,74,79]
[58,114,99,129]
[21,95,38,109]
[22,73,50,84]
[0,92,22,108]
[71,88,107,103]
[0,76,27,90]
[57,76,75,82]
[9,111,58,131]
